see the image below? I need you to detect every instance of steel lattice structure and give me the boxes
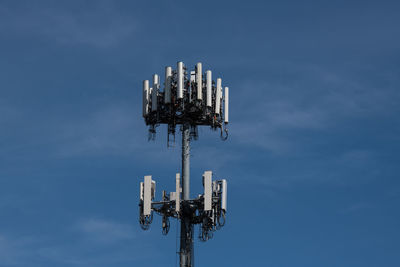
[139,61,229,267]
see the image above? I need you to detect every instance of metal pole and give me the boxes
[180,123,193,267]
[182,123,190,200]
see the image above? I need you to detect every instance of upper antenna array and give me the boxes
[142,61,229,142]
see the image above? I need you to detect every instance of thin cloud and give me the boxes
[231,61,400,153]
[242,148,380,190]
[75,218,136,245]
[0,234,40,266]
[0,218,150,266]
[0,2,138,48]
[56,105,143,157]
[340,202,374,214]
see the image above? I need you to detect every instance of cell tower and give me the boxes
[139,61,229,267]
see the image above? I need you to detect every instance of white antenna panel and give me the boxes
[224,87,229,123]
[143,175,153,216]
[175,173,181,212]
[215,78,222,114]
[152,74,159,111]
[221,179,227,212]
[203,171,212,211]
[206,70,212,107]
[177,61,184,99]
[165,66,172,104]
[196,62,202,100]
[151,180,156,199]
[142,80,149,117]
[140,182,144,201]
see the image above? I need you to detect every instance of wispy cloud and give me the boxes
[0,2,138,47]
[0,234,41,266]
[231,61,400,153]
[340,202,374,214]
[55,105,143,157]
[53,104,184,167]
[244,147,380,190]
[0,218,151,266]
[75,218,136,245]
[0,101,22,124]
[0,100,185,174]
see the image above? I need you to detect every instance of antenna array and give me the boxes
[142,61,229,143]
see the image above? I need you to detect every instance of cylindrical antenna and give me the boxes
[224,87,229,123]
[165,66,172,104]
[152,74,159,111]
[143,80,149,117]
[221,179,227,212]
[215,78,222,114]
[175,173,180,212]
[206,70,212,107]
[196,62,202,100]
[177,62,184,99]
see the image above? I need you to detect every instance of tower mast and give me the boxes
[180,123,192,266]
[139,61,229,267]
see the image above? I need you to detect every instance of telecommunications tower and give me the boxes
[139,61,229,267]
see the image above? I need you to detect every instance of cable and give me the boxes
[162,216,170,235]
[176,219,178,267]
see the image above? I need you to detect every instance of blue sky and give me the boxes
[0,0,399,266]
